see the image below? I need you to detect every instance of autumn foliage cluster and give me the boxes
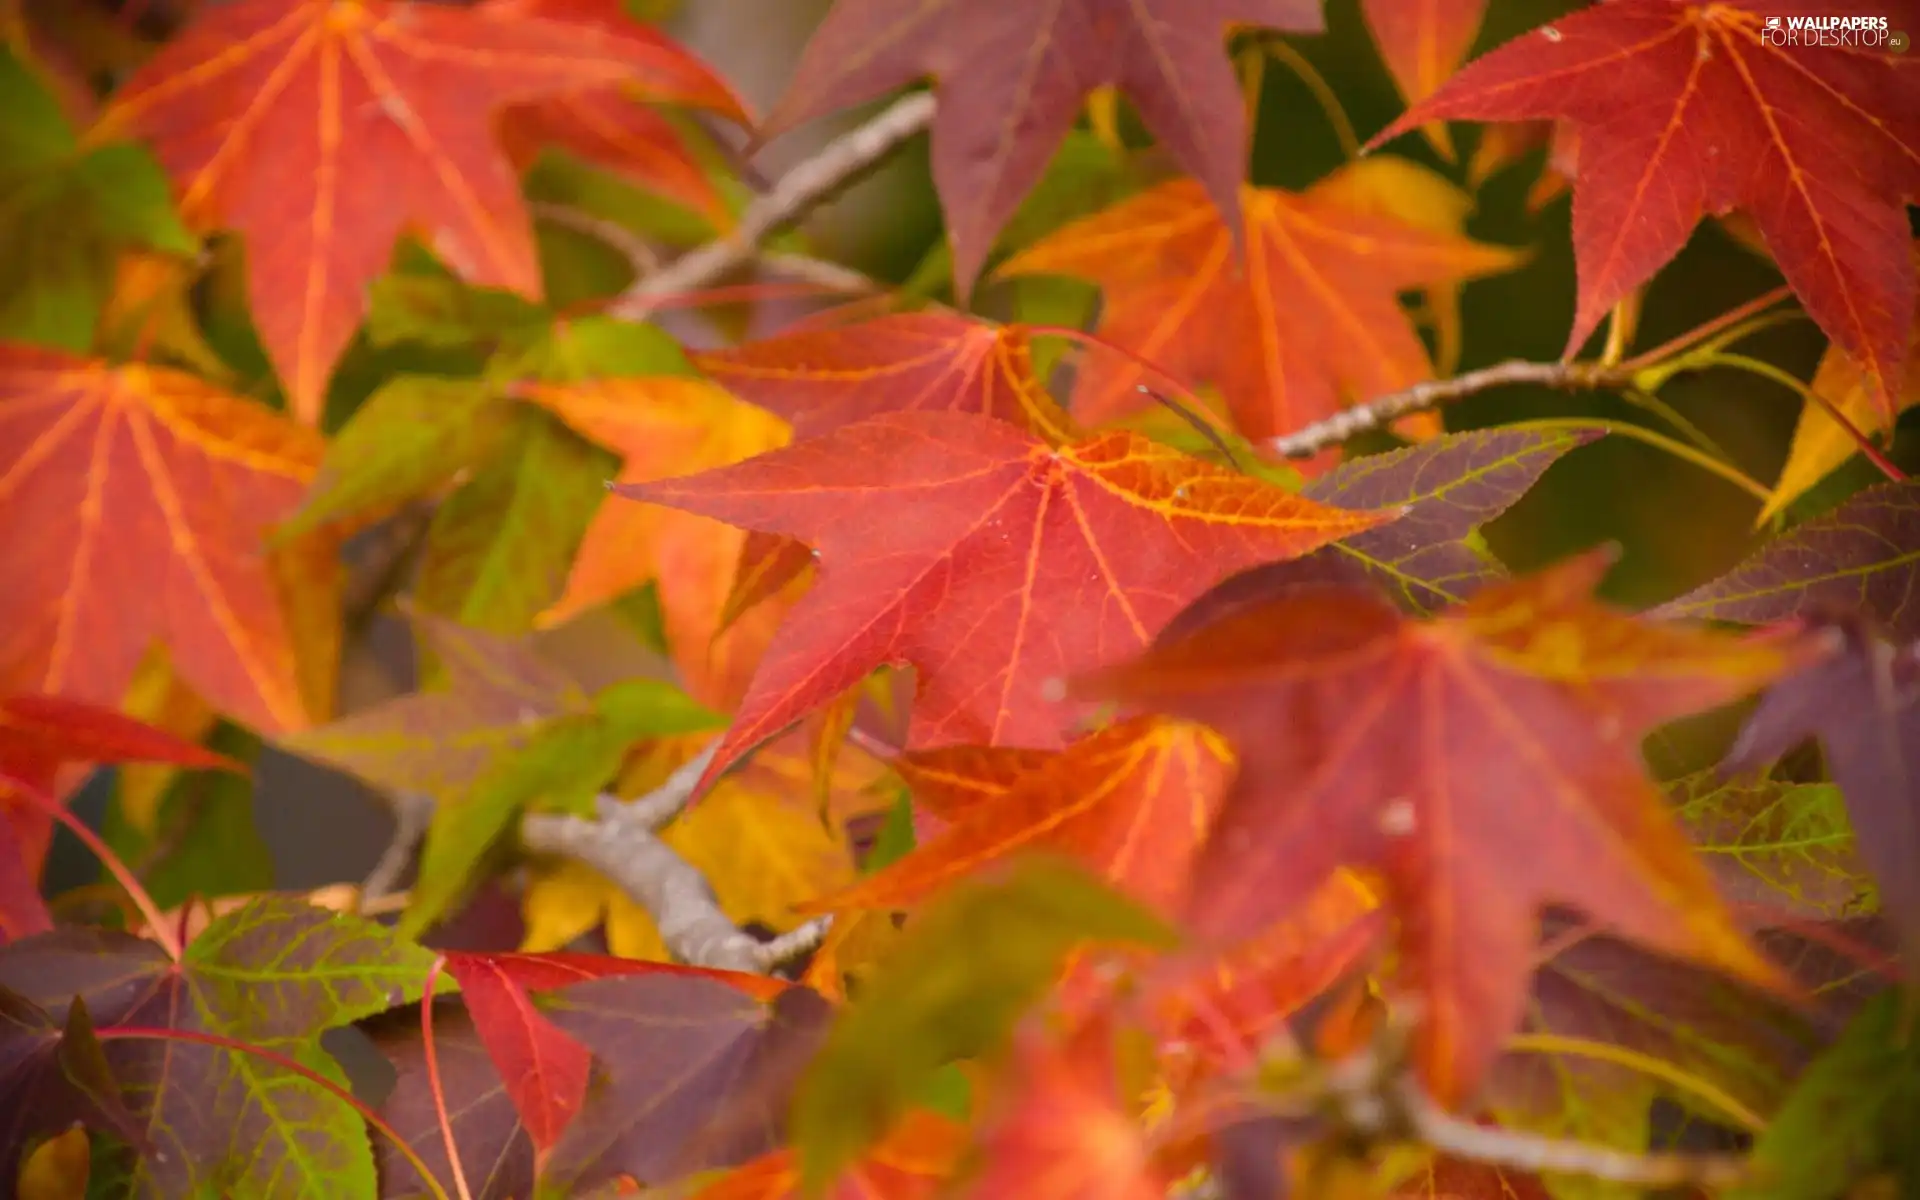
[1,0,1918,1197]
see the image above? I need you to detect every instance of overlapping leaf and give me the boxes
[0,693,237,938]
[1079,553,1804,1103]
[492,0,744,226]
[1377,0,1920,411]
[522,375,792,709]
[1161,427,1596,631]
[999,170,1524,444]
[1663,477,1920,642]
[0,348,333,732]
[95,0,744,421]
[0,991,146,1187]
[1721,614,1920,983]
[808,717,1232,918]
[1674,773,1867,920]
[1360,0,1491,159]
[0,898,436,1197]
[763,0,1323,294]
[0,46,193,350]
[690,312,1077,629]
[618,408,1396,788]
[1761,243,1920,522]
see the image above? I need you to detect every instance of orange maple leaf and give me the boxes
[617,409,1398,790]
[94,0,746,423]
[1361,0,1491,159]
[521,376,790,711]
[690,312,1078,629]
[999,172,1523,448]
[1079,552,1808,1104]
[806,717,1231,918]
[0,347,326,732]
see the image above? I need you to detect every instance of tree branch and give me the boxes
[1265,360,1627,459]
[517,741,830,974]
[608,91,936,319]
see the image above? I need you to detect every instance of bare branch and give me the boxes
[529,200,661,276]
[361,790,433,903]
[1265,359,1626,459]
[609,91,936,319]
[518,741,831,974]
[755,251,885,298]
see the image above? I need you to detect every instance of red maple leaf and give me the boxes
[616,409,1395,789]
[1079,553,1808,1103]
[96,0,746,422]
[1375,0,1920,411]
[761,0,1322,294]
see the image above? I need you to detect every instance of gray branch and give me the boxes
[1264,359,1624,459]
[608,90,935,320]
[518,741,830,974]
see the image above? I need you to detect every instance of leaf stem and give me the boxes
[420,956,477,1200]
[1502,1031,1766,1132]
[1707,351,1906,483]
[1,771,180,961]
[1619,284,1796,373]
[1499,416,1771,502]
[1245,35,1360,159]
[98,1026,452,1200]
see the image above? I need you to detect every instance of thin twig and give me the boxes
[529,200,661,276]
[755,251,885,297]
[1265,360,1625,459]
[362,790,434,904]
[609,91,936,319]
[518,741,832,973]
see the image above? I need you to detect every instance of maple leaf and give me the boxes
[0,46,194,351]
[1490,918,1820,1158]
[1760,244,1920,523]
[373,1003,536,1200]
[0,693,238,938]
[531,976,834,1192]
[1662,478,1920,642]
[94,0,740,423]
[762,0,1322,295]
[492,0,746,227]
[0,347,330,733]
[0,990,147,1188]
[807,716,1232,918]
[690,312,1079,629]
[998,170,1524,444]
[1359,0,1491,160]
[1160,427,1598,633]
[281,609,592,800]
[1077,552,1804,1104]
[522,376,792,710]
[691,1109,963,1200]
[0,898,436,1197]
[1720,612,1920,984]
[617,409,1396,788]
[1375,1,1920,413]
[964,1024,1166,1200]
[1673,773,1867,920]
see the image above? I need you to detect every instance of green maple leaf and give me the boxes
[0,898,435,1198]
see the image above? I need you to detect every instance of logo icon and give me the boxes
[1767,15,1781,25]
